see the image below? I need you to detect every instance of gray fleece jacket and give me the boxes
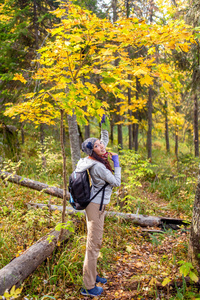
[75,130,121,205]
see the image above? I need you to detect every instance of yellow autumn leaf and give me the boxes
[13,73,27,84]
[140,74,153,86]
[133,69,147,76]
[149,277,158,286]
[162,277,171,286]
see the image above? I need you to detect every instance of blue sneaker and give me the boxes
[96,275,107,284]
[81,286,103,297]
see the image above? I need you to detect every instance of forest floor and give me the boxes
[0,181,197,300]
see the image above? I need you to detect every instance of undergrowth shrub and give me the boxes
[116,150,156,213]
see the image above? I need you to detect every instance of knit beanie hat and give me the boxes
[81,137,98,155]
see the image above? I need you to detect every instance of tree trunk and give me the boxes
[33,0,39,50]
[112,0,118,22]
[40,123,46,169]
[175,106,179,159]
[67,113,81,170]
[133,77,140,152]
[2,125,20,161]
[128,74,133,150]
[0,170,69,199]
[58,109,67,241]
[112,0,123,150]
[0,229,71,295]
[175,129,179,158]
[84,124,90,140]
[20,122,25,145]
[147,86,153,160]
[188,168,200,274]
[117,114,123,150]
[194,92,199,157]
[110,118,114,145]
[165,100,170,153]
[126,2,132,150]
[132,122,139,151]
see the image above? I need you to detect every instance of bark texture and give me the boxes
[0,229,70,295]
[165,100,170,153]
[194,93,199,157]
[67,114,81,170]
[147,86,153,159]
[188,170,200,274]
[0,170,69,199]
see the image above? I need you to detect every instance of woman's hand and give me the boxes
[108,152,118,159]
[109,152,120,167]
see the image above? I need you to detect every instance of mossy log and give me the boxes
[0,229,71,296]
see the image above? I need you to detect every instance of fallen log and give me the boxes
[27,203,190,228]
[0,228,71,296]
[1,170,190,227]
[0,170,69,199]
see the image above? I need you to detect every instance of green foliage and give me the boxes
[117,150,156,213]
[55,220,75,233]
[178,260,198,282]
[120,150,155,188]
[35,136,63,179]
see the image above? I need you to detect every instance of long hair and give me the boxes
[91,151,113,173]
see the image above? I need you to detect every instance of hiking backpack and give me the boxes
[68,170,109,211]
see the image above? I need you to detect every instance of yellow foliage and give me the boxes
[1,285,23,300]
[5,1,195,128]
[13,74,27,84]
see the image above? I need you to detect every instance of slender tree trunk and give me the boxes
[128,74,132,150]
[147,86,153,160]
[175,129,179,158]
[112,0,118,22]
[188,167,200,274]
[175,106,179,159]
[147,1,154,160]
[78,125,83,147]
[110,118,114,145]
[165,100,170,153]
[40,123,46,169]
[84,124,90,140]
[133,120,139,152]
[21,122,25,145]
[58,109,67,241]
[63,124,66,146]
[126,1,132,150]
[133,77,139,152]
[193,93,199,157]
[112,1,123,150]
[67,113,81,170]
[117,111,123,150]
[33,0,39,50]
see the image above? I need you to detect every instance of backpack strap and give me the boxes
[89,182,109,211]
[99,182,109,211]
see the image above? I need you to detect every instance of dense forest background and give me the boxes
[1,0,200,299]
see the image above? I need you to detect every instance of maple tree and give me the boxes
[4,1,194,161]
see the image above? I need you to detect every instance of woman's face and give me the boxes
[93,140,106,156]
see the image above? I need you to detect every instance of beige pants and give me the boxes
[83,202,105,290]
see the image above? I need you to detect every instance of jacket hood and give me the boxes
[75,157,98,172]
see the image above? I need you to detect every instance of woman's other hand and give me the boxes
[109,152,120,167]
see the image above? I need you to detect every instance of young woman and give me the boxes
[75,129,121,297]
